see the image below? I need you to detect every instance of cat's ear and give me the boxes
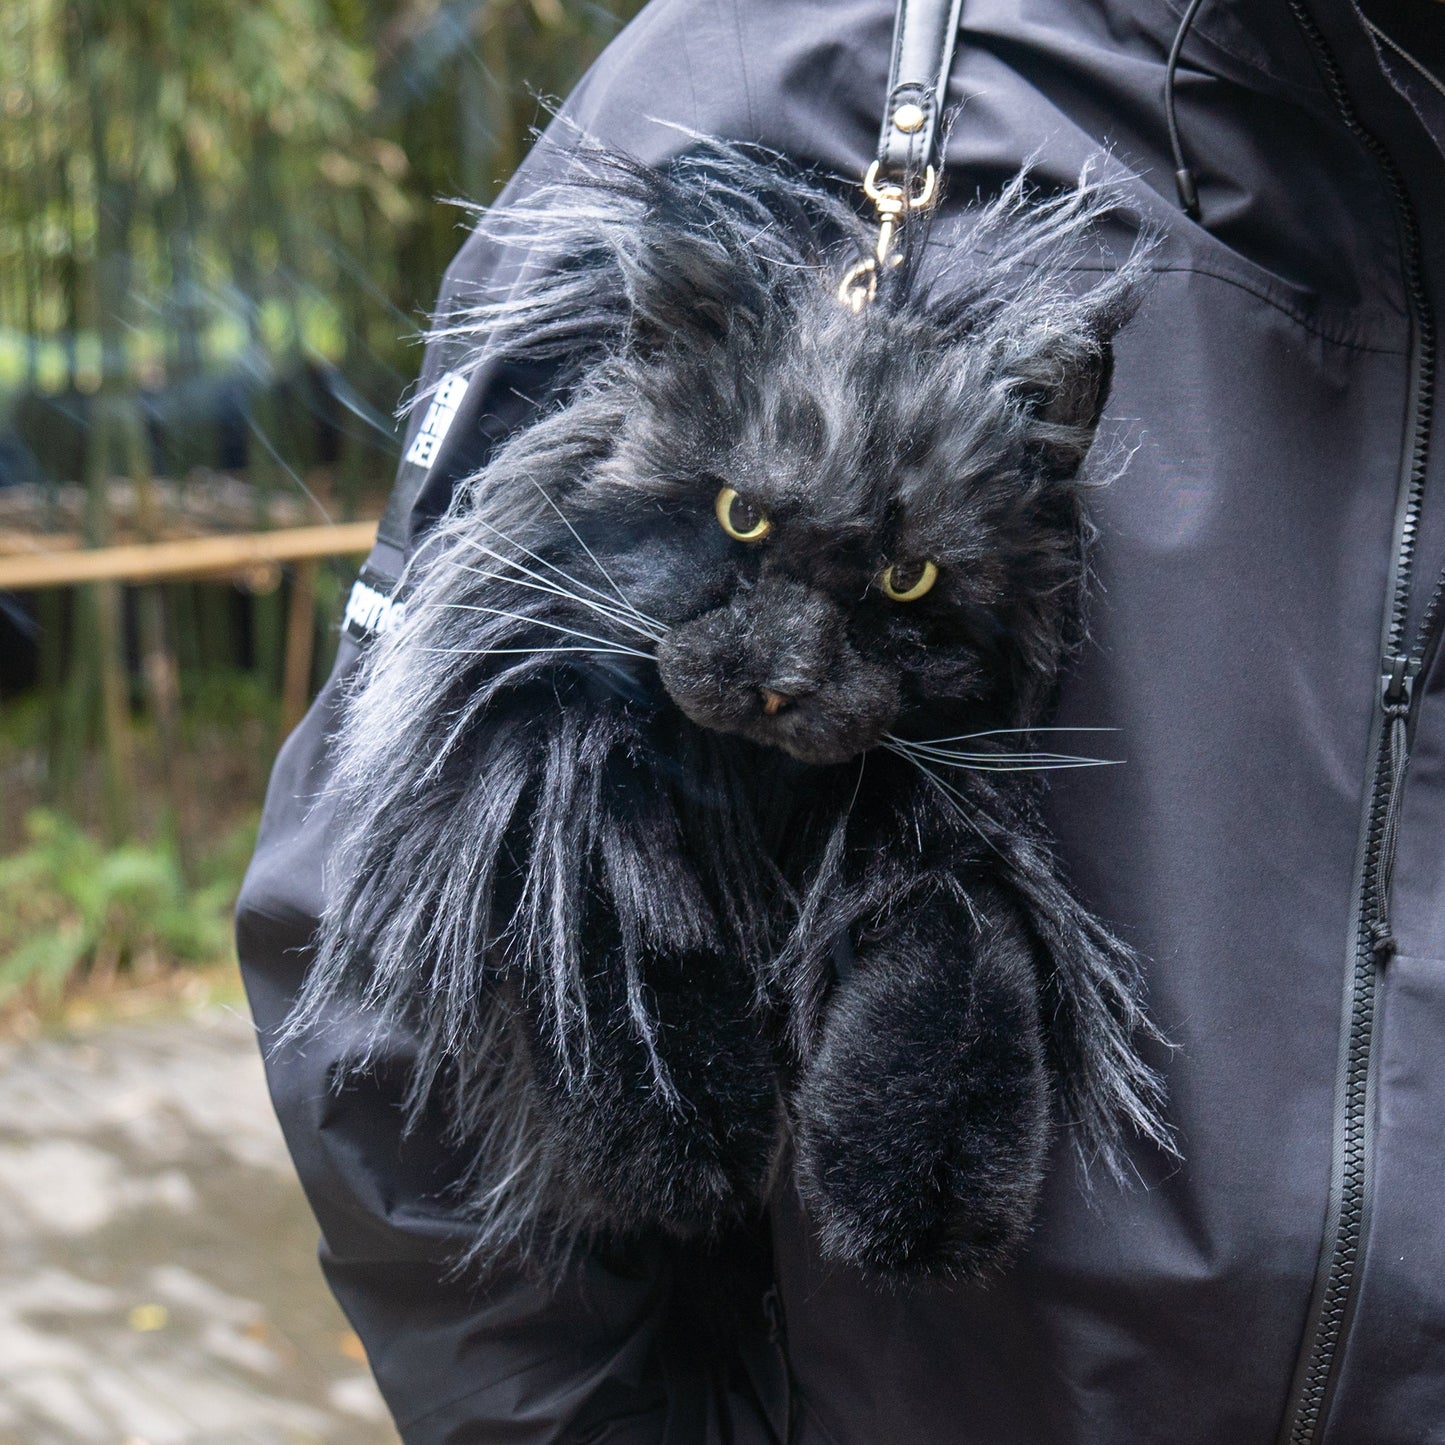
[443,146,775,383]
[619,227,755,351]
[1014,334,1116,481]
[1007,289,1133,482]
[926,176,1151,482]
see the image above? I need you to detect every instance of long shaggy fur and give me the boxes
[290,136,1171,1281]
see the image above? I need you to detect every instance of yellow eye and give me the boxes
[880,558,939,601]
[716,486,771,542]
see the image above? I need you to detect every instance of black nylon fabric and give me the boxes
[236,1,1445,1440]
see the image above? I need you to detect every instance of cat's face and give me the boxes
[570,308,1097,767]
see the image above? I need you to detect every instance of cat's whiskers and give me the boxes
[897,738,1105,757]
[418,645,649,659]
[917,761,1115,772]
[420,601,656,659]
[527,481,662,636]
[899,755,1117,772]
[910,726,1119,741]
[446,560,666,645]
[454,532,669,642]
[459,521,618,609]
[880,741,1007,862]
[460,515,669,637]
[884,734,1119,771]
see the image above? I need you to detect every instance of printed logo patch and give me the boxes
[343,573,408,644]
[403,371,469,470]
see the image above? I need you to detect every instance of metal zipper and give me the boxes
[1277,4,1440,1441]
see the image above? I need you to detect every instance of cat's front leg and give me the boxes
[791,879,1051,1279]
[524,937,781,1244]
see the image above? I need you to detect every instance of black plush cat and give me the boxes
[295,140,1169,1281]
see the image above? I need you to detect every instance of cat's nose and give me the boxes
[759,688,794,716]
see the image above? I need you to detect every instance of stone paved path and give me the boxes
[0,1009,400,1444]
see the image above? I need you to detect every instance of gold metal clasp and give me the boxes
[837,161,939,312]
[837,257,878,312]
[864,160,937,265]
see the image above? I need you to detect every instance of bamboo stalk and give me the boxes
[93,577,132,837]
[173,582,201,676]
[54,587,92,801]
[280,558,319,735]
[198,582,233,682]
[139,583,188,866]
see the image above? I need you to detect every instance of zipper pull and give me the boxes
[1383,653,1413,710]
[1372,655,1416,960]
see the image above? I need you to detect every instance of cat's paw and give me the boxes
[792,930,1051,1280]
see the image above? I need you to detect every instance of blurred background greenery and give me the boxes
[0,0,643,1026]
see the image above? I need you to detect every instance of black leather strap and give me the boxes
[875,0,965,179]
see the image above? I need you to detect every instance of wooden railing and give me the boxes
[0,521,378,732]
[0,520,376,591]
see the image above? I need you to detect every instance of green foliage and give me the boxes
[181,668,282,736]
[0,0,644,398]
[0,0,647,887]
[0,809,252,1004]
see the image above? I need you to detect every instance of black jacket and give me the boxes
[236,1,1445,1440]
